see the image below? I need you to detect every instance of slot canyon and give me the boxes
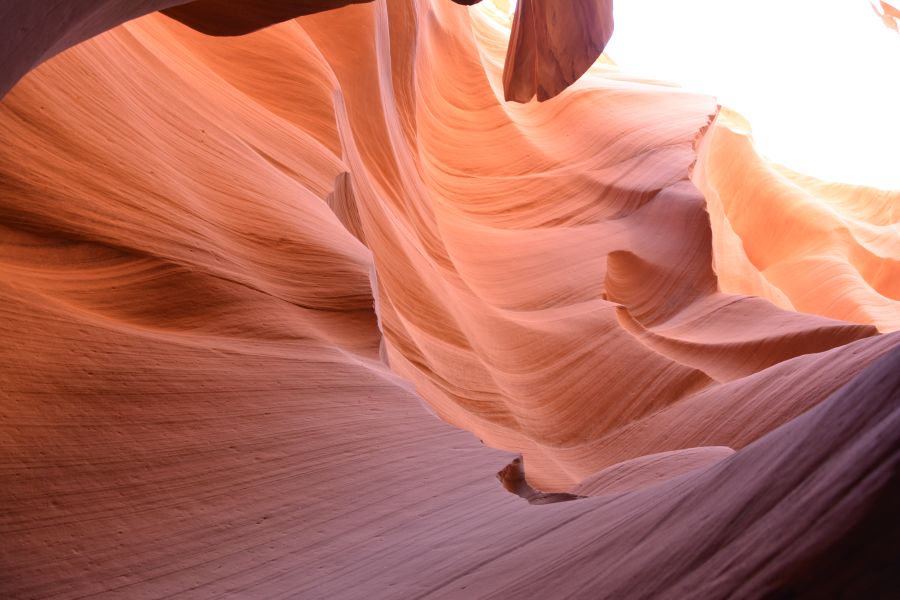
[1,1,898,598]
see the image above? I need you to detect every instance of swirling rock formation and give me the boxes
[0,1,897,598]
[694,108,900,332]
[0,0,377,98]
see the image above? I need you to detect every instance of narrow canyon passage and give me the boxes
[0,1,897,598]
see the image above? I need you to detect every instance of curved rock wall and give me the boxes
[0,1,897,597]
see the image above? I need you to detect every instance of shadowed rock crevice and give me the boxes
[497,456,585,504]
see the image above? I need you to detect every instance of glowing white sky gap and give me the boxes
[486,0,900,190]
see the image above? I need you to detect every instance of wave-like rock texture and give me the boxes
[0,1,898,598]
[0,0,384,98]
[694,108,900,332]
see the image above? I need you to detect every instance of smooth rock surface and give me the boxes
[0,1,897,598]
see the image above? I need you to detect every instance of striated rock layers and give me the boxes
[0,1,897,598]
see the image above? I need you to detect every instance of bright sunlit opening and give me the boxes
[498,0,900,189]
[605,0,900,189]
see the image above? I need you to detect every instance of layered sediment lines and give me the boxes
[0,0,375,99]
[695,108,900,332]
[0,1,898,597]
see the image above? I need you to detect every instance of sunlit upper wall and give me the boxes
[479,0,900,190]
